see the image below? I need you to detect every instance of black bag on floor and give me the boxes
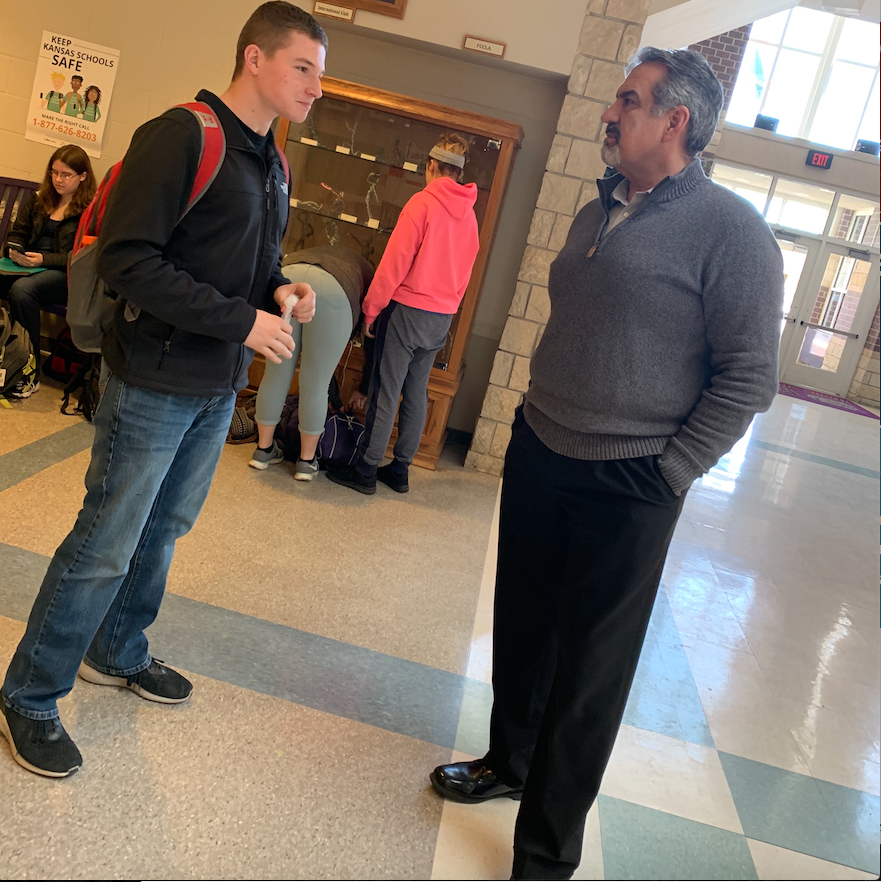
[43,327,88,383]
[60,353,102,421]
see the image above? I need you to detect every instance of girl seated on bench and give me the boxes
[1,145,96,398]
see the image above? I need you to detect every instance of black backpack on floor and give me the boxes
[60,353,102,421]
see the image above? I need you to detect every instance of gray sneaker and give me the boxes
[249,440,284,470]
[294,457,319,481]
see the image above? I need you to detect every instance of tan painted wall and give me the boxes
[0,0,588,186]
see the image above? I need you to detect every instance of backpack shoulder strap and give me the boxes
[72,103,226,257]
[176,102,226,219]
[74,164,121,253]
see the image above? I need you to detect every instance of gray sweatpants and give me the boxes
[361,301,452,471]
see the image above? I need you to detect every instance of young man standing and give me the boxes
[1,2,326,778]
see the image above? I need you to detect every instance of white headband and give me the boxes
[429,146,465,169]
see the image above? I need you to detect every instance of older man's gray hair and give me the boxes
[626,47,724,156]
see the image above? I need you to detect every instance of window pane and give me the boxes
[750,9,790,45]
[835,18,880,66]
[711,163,773,213]
[762,50,820,136]
[766,178,835,234]
[777,240,811,334]
[782,7,833,54]
[857,74,879,143]
[809,61,876,149]
[830,194,880,248]
[726,43,779,127]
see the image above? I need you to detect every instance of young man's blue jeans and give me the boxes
[2,374,235,721]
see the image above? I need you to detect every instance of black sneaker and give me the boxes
[326,464,377,495]
[377,463,409,493]
[78,659,193,704]
[0,703,82,778]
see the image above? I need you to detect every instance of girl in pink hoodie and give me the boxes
[328,133,480,495]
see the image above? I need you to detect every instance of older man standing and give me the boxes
[430,48,783,880]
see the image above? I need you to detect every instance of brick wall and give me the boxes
[868,305,880,353]
[688,25,752,173]
[689,25,753,112]
[847,304,881,406]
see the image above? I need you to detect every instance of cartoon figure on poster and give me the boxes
[43,71,66,112]
[80,85,102,122]
[26,31,119,159]
[62,74,85,116]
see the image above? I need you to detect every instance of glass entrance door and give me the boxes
[779,243,879,394]
[775,235,816,338]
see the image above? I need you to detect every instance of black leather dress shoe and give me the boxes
[430,758,524,803]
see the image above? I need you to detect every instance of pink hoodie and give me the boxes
[361,176,480,325]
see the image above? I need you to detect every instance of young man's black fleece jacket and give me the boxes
[97,89,289,397]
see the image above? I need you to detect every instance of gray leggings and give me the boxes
[255,264,354,436]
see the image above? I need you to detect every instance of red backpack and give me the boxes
[66,101,288,353]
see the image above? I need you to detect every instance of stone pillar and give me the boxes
[465,0,652,476]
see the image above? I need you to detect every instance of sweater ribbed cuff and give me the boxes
[657,442,702,496]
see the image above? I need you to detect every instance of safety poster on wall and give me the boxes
[25,31,120,159]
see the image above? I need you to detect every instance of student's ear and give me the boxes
[241,43,262,75]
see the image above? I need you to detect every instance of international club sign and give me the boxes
[26,31,120,159]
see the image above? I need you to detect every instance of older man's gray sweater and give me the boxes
[524,158,783,495]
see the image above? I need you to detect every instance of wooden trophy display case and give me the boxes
[247,77,523,468]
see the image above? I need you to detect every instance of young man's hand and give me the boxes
[274,282,316,323]
[245,310,295,364]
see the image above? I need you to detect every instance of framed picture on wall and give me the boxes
[346,0,407,17]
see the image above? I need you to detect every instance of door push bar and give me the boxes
[800,320,859,340]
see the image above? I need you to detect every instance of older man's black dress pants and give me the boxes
[487,408,687,880]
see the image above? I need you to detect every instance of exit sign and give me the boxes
[806,149,833,169]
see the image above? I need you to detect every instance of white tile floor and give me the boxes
[433,394,880,880]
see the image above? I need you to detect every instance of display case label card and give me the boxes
[367,219,380,229]
[403,161,418,172]
[463,36,506,58]
[289,198,299,207]
[335,145,351,155]
[313,2,355,22]
[340,213,358,224]
[299,137,318,146]
[360,153,376,162]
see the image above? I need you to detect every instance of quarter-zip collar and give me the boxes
[597,157,707,216]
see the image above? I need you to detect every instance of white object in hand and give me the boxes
[282,294,299,324]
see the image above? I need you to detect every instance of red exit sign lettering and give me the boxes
[806,149,833,169]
